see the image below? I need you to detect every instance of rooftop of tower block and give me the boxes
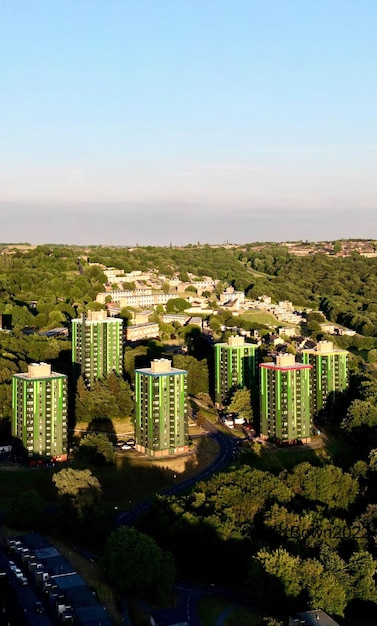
[135,358,187,376]
[301,340,348,355]
[87,309,108,321]
[227,335,245,347]
[14,362,66,380]
[260,353,312,371]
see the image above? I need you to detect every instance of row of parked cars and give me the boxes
[116,437,135,450]
[6,538,73,622]
[8,560,28,586]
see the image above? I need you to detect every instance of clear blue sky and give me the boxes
[1,0,377,245]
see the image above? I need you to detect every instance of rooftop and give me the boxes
[14,363,66,380]
[136,358,187,376]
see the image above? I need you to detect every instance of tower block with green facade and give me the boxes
[214,335,258,407]
[301,341,349,415]
[71,309,123,385]
[260,354,312,444]
[135,359,188,458]
[12,363,68,461]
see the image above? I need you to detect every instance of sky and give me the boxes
[1,0,377,245]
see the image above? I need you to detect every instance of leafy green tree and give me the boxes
[288,463,359,510]
[302,557,348,616]
[166,298,191,313]
[368,349,377,364]
[124,345,148,384]
[228,387,253,421]
[172,355,209,396]
[307,320,321,332]
[348,551,377,602]
[196,410,207,430]
[78,432,116,465]
[250,547,301,603]
[52,468,102,520]
[102,527,175,602]
[342,400,377,432]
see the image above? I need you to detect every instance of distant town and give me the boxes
[1,240,377,626]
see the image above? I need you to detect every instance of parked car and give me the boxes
[34,601,44,613]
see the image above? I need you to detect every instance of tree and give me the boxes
[368,349,377,365]
[250,547,301,603]
[301,557,348,616]
[172,355,209,396]
[228,387,253,421]
[342,400,377,432]
[307,320,321,332]
[166,298,191,313]
[52,468,102,520]
[78,432,116,465]
[288,463,359,510]
[102,527,175,602]
[196,410,207,430]
[348,551,377,602]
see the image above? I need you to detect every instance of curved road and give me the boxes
[117,420,236,527]
[117,420,239,626]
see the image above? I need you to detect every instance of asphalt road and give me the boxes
[115,420,240,626]
[117,419,237,527]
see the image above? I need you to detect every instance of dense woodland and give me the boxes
[1,242,377,621]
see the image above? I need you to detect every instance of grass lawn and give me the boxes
[242,424,357,473]
[239,310,280,327]
[244,440,329,473]
[198,596,231,626]
[0,465,58,508]
[0,433,219,511]
[74,415,134,439]
[198,597,267,626]
[225,606,267,626]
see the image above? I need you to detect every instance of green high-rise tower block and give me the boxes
[260,354,313,444]
[72,310,123,385]
[12,362,68,461]
[301,341,349,414]
[135,359,188,457]
[214,336,258,406]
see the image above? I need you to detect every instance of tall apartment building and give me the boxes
[301,340,349,414]
[135,359,188,457]
[71,310,123,385]
[260,354,312,444]
[12,363,68,461]
[214,336,258,406]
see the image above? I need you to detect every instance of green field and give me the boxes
[239,310,280,327]
[198,596,267,626]
[0,434,219,511]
